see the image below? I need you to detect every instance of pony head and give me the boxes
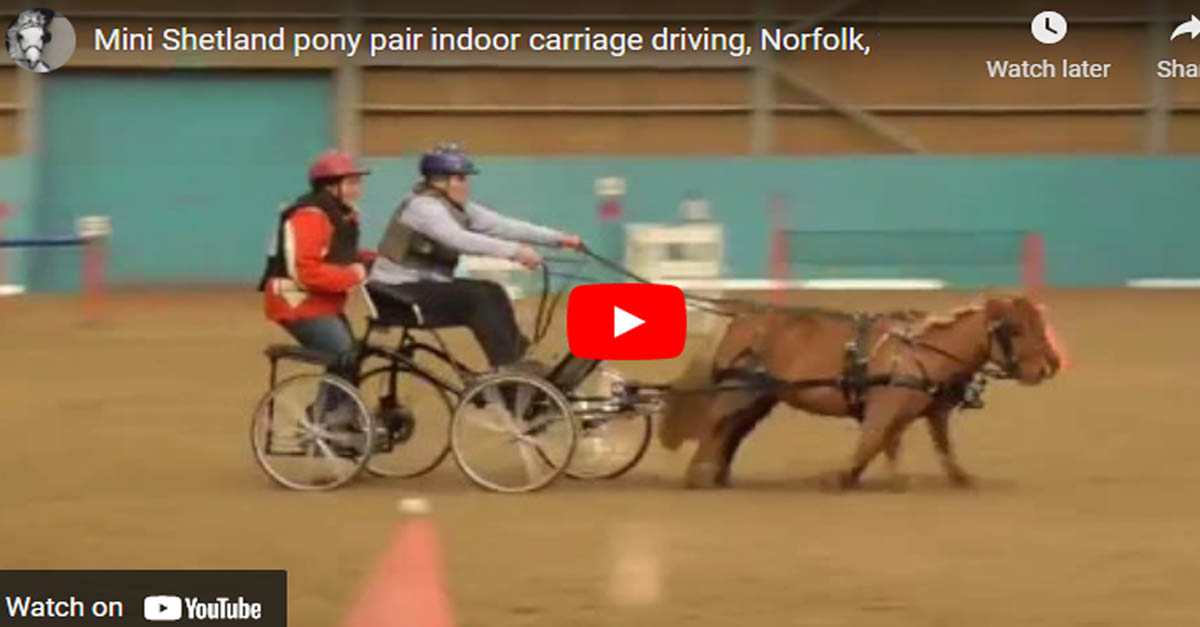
[6,9,54,70]
[983,295,1061,385]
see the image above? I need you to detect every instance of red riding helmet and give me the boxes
[308,149,370,183]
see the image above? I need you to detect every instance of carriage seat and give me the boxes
[263,344,343,367]
[363,282,429,329]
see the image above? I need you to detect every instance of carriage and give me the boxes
[249,258,667,493]
[249,244,1060,493]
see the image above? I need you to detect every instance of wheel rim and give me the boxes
[451,374,576,493]
[564,366,652,480]
[250,373,372,491]
[359,367,454,478]
[566,413,652,480]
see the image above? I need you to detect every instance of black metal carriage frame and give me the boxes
[262,281,663,444]
[258,274,662,492]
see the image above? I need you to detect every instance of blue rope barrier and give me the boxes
[0,237,87,248]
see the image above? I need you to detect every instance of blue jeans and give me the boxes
[280,315,357,417]
[281,315,355,367]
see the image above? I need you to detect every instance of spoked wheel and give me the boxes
[565,412,652,480]
[450,373,577,493]
[250,373,373,491]
[358,366,454,478]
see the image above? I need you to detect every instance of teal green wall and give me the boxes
[361,156,1200,287]
[34,71,332,291]
[0,156,34,288]
[7,147,1198,288]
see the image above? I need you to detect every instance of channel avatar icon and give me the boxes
[5,8,77,72]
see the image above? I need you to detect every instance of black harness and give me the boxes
[713,314,1021,421]
[563,245,1025,418]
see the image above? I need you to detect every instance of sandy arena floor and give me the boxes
[2,289,1199,627]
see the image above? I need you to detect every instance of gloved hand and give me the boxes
[514,245,543,269]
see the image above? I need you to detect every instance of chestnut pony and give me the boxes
[659,296,1060,490]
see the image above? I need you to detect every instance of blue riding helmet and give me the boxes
[419,143,480,177]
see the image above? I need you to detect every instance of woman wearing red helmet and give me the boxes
[258,149,375,400]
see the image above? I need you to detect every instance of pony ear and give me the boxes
[984,297,1010,321]
[1012,296,1037,316]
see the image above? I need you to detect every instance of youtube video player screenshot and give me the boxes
[1,1,1198,625]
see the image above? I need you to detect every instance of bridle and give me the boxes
[897,315,1022,382]
[987,319,1021,378]
[10,25,48,63]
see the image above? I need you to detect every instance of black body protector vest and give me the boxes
[258,190,360,291]
[377,186,469,276]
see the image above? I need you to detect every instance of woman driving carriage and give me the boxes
[366,142,582,373]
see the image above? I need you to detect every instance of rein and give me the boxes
[576,245,865,321]
[532,245,1012,412]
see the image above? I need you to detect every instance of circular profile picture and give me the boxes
[6,8,75,73]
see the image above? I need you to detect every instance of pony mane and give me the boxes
[4,31,17,62]
[13,9,51,30]
[906,303,984,337]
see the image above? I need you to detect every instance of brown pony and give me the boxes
[659,295,1060,490]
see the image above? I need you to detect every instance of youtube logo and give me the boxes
[567,283,686,360]
[144,595,182,621]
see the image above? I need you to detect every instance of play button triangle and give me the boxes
[613,306,644,338]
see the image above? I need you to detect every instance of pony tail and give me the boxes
[657,331,721,450]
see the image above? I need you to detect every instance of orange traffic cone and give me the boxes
[343,499,455,627]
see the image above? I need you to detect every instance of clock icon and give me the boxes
[1032,11,1068,44]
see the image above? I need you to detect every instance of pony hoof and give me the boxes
[684,462,723,489]
[886,474,910,493]
[819,471,857,492]
[948,471,976,489]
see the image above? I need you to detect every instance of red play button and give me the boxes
[567,283,686,360]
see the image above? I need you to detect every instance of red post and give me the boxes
[76,216,112,325]
[767,195,790,303]
[82,235,106,322]
[1021,232,1046,296]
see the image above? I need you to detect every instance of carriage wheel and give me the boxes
[565,412,653,480]
[358,366,453,479]
[450,373,577,493]
[249,373,373,491]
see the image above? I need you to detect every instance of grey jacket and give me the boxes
[370,194,565,284]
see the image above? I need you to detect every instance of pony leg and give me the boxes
[685,391,767,489]
[883,432,908,492]
[685,435,726,489]
[715,395,776,486]
[926,408,974,487]
[823,407,904,490]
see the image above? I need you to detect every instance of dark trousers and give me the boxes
[370,279,527,368]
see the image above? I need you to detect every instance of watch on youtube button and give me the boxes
[566,283,686,360]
